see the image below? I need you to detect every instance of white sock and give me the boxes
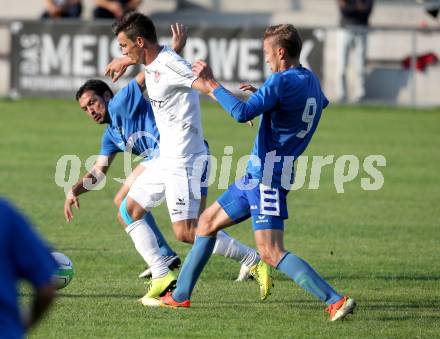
[125,219,169,279]
[213,231,260,268]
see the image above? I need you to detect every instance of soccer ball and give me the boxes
[52,252,74,290]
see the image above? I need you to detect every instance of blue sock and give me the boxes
[172,235,216,302]
[143,213,176,257]
[276,252,342,305]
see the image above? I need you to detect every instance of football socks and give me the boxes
[213,231,260,268]
[172,235,216,302]
[143,212,177,258]
[276,252,342,305]
[126,219,169,279]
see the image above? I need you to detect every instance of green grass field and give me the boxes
[1,98,439,338]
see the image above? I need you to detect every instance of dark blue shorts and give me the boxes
[200,147,211,197]
[218,175,289,231]
[200,159,208,197]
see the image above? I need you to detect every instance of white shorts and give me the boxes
[128,154,208,222]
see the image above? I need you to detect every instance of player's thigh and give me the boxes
[125,196,148,221]
[197,201,236,237]
[114,163,146,207]
[249,184,288,230]
[127,158,166,213]
[164,166,201,223]
[216,178,252,225]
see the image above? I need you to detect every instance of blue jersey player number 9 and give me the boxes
[296,97,317,139]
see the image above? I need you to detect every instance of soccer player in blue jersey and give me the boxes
[66,76,181,279]
[159,24,356,321]
[0,198,57,338]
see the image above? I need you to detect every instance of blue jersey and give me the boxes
[0,199,57,339]
[100,79,160,160]
[214,65,328,189]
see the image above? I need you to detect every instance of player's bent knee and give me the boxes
[113,195,123,208]
[125,197,146,221]
[197,211,218,236]
[117,211,127,227]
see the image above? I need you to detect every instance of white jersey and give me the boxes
[144,46,206,160]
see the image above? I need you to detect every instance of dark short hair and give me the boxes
[111,11,157,43]
[263,24,302,59]
[75,80,114,101]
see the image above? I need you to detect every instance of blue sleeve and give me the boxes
[5,201,57,288]
[108,79,144,119]
[213,73,281,123]
[100,128,121,156]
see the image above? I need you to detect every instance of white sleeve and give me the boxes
[165,58,197,88]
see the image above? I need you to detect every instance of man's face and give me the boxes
[78,90,108,124]
[117,31,144,64]
[263,37,281,73]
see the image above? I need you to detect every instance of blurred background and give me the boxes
[0,0,439,106]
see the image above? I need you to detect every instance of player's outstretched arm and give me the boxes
[239,83,258,127]
[64,154,115,222]
[192,60,261,123]
[105,56,135,82]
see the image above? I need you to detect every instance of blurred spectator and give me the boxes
[336,0,374,103]
[93,0,142,19]
[0,198,57,338]
[417,0,440,18]
[41,0,82,19]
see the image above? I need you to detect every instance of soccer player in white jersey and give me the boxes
[105,13,270,303]
[64,24,189,283]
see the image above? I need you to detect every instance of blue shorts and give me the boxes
[200,147,210,197]
[218,175,289,231]
[200,159,208,197]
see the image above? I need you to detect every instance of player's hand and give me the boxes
[105,56,133,82]
[246,120,254,127]
[171,23,187,54]
[239,83,257,93]
[64,191,80,223]
[192,60,214,80]
[192,60,221,95]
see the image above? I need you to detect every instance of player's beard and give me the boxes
[101,112,111,124]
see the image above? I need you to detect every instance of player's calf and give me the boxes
[172,219,196,243]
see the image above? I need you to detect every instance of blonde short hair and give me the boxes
[263,24,302,59]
